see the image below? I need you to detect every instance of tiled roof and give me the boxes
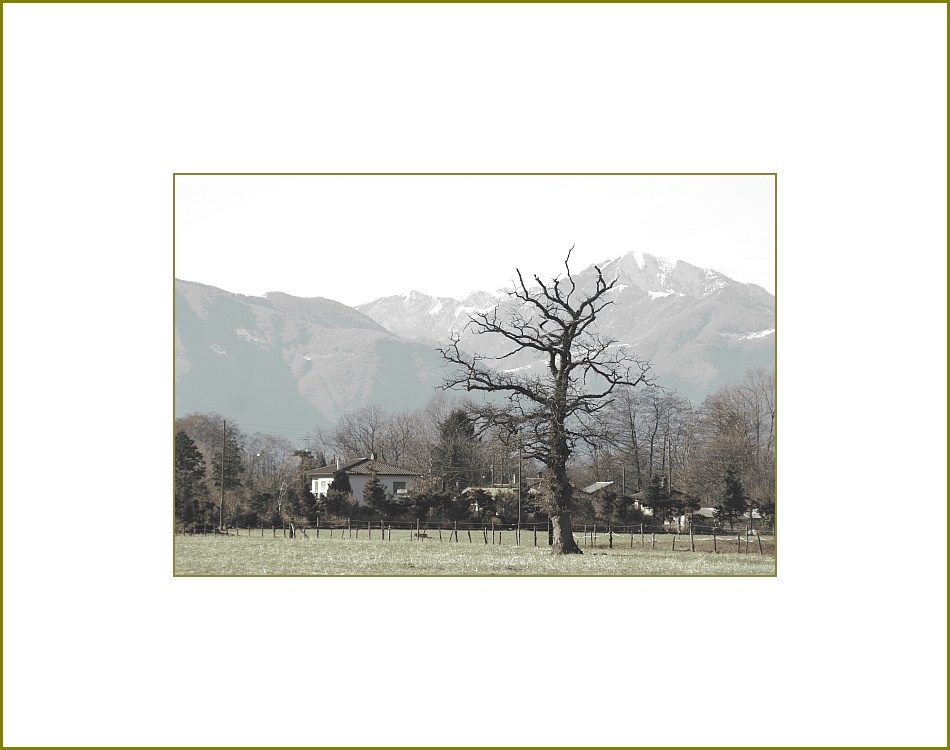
[305,457,420,478]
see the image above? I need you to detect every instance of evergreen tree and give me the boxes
[468,488,494,521]
[299,487,319,522]
[250,491,274,526]
[328,468,352,495]
[616,495,634,524]
[715,466,749,531]
[434,409,480,490]
[436,491,471,522]
[408,491,437,521]
[363,474,391,516]
[599,488,618,524]
[323,489,352,518]
[175,430,208,527]
[643,474,671,524]
[212,431,244,491]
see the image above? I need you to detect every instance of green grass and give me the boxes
[174,532,776,576]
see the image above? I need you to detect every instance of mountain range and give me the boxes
[175,251,774,431]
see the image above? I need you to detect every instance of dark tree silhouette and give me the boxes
[439,248,653,554]
[175,430,208,527]
[328,467,352,495]
[715,466,749,531]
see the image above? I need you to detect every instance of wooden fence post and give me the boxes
[758,533,764,555]
[672,535,676,551]
[712,531,716,553]
[737,534,741,553]
[690,526,695,552]
[468,529,472,543]
[640,523,644,547]
[534,525,538,547]
[491,522,495,545]
[483,526,489,544]
[651,532,656,550]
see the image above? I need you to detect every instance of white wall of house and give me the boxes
[312,477,333,497]
[312,474,415,504]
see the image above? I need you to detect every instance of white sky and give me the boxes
[175,174,775,306]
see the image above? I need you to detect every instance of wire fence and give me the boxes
[180,519,775,555]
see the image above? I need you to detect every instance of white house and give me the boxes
[305,455,420,504]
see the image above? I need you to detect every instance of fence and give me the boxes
[181,519,774,555]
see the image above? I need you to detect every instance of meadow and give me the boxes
[174,532,776,576]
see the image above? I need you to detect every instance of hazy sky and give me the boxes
[175,174,775,306]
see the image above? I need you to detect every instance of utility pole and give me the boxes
[219,419,226,531]
[517,441,522,545]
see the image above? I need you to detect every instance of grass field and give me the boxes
[174,532,776,576]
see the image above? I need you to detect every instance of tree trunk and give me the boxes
[546,426,583,555]
[550,512,583,554]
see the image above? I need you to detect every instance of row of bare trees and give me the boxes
[174,368,773,536]
[575,367,775,507]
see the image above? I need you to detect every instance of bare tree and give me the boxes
[440,248,653,554]
[333,403,388,459]
[689,367,775,508]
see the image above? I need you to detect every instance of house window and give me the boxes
[315,478,332,497]
[393,481,407,495]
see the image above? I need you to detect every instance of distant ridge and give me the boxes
[176,251,774,426]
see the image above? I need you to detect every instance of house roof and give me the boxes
[582,481,614,494]
[305,457,420,479]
